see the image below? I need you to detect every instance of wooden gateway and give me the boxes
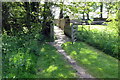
[64,16,78,42]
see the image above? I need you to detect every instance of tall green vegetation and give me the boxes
[77,25,118,60]
[2,2,77,78]
[2,2,54,37]
[116,1,120,38]
[60,2,106,20]
[2,1,120,78]
[62,42,118,78]
[100,2,103,18]
[116,1,120,59]
[61,2,119,60]
[42,2,54,39]
[76,2,119,60]
[2,2,54,78]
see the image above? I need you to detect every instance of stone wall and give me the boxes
[54,19,65,30]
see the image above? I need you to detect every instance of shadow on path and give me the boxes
[48,26,95,78]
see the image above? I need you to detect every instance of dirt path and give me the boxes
[49,26,95,78]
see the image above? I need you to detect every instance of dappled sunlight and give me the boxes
[41,48,45,52]
[36,44,77,78]
[46,65,58,72]
[81,58,91,65]
[80,48,93,54]
[98,67,103,71]
[77,24,118,60]
[62,42,118,78]
[10,52,32,68]
[71,51,77,56]
[3,1,119,78]
[78,25,117,34]
[89,54,98,60]
[90,25,106,30]
[58,73,64,77]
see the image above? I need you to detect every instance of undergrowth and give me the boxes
[77,25,119,60]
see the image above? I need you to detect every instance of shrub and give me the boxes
[77,25,119,60]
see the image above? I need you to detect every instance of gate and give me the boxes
[71,24,78,43]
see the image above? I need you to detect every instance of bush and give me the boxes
[77,25,119,60]
[2,25,43,78]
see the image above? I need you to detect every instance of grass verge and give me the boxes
[77,25,118,60]
[62,42,118,78]
[2,34,77,78]
[36,43,77,78]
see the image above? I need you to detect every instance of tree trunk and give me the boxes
[31,2,39,22]
[2,3,11,35]
[83,9,85,20]
[59,1,64,28]
[24,2,31,31]
[83,12,85,20]
[42,2,51,38]
[100,2,103,19]
[59,9,63,19]
[87,12,89,20]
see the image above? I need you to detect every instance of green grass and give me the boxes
[78,25,118,39]
[2,33,77,78]
[78,25,118,35]
[2,21,78,79]
[77,25,119,59]
[36,44,77,78]
[62,42,118,78]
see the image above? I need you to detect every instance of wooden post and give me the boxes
[71,24,78,44]
[64,16,71,37]
[64,16,70,27]
[50,21,54,42]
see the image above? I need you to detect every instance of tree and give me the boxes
[105,2,118,18]
[41,2,54,38]
[59,1,64,19]
[2,2,25,35]
[85,2,96,20]
[24,2,31,31]
[2,2,11,35]
[116,2,120,36]
[100,2,103,19]
[30,2,39,23]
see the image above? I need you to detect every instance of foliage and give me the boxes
[62,42,118,78]
[60,2,111,19]
[2,2,54,78]
[75,2,119,60]
[2,2,54,39]
[77,25,119,60]
[116,1,120,60]
[2,34,39,78]
[2,2,44,78]
[2,2,27,35]
[2,2,76,77]
[2,21,44,78]
[2,1,120,78]
[2,33,77,78]
[36,44,77,78]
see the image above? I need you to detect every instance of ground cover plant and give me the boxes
[2,33,77,78]
[77,24,119,60]
[36,44,77,78]
[2,32,41,78]
[62,42,118,78]
[2,1,120,79]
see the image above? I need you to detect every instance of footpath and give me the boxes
[49,26,94,78]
